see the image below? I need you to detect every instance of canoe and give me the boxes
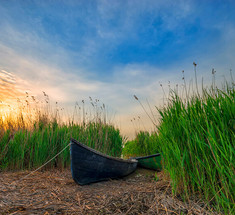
[70,138,138,185]
[133,153,162,170]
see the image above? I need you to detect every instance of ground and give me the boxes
[0,168,215,215]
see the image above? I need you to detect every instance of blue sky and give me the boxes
[0,0,235,138]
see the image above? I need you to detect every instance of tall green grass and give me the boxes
[0,96,123,170]
[158,84,234,213]
[124,71,235,213]
[122,131,161,158]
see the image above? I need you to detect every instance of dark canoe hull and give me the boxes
[70,138,138,185]
[134,154,162,171]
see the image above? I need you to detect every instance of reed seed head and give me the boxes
[212,68,216,74]
[134,95,138,100]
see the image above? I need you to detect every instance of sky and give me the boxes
[0,0,235,138]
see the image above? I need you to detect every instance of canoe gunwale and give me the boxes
[133,153,161,160]
[70,138,137,164]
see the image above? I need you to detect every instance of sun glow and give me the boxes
[0,69,32,128]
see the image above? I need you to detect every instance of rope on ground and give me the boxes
[10,143,71,185]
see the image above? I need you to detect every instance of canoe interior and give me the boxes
[70,138,138,185]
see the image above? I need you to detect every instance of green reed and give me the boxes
[157,84,234,213]
[122,131,161,158]
[124,71,234,213]
[0,96,123,170]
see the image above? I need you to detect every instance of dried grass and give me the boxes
[0,169,217,215]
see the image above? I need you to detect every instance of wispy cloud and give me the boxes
[0,69,25,107]
[0,70,15,84]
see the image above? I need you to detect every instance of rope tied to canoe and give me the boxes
[9,142,71,185]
